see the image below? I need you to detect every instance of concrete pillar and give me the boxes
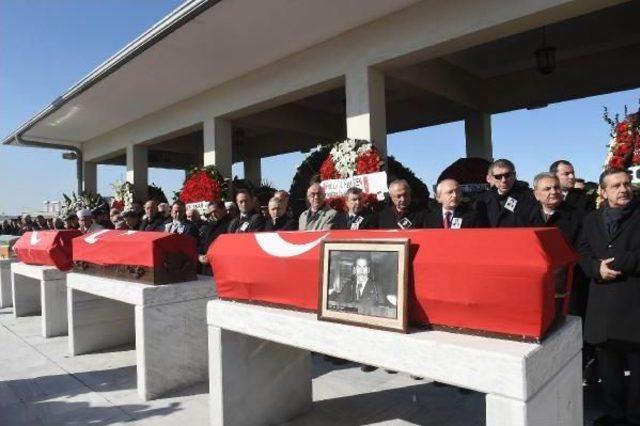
[82,161,97,194]
[244,157,262,187]
[126,145,148,202]
[203,117,233,178]
[465,112,493,160]
[345,66,387,158]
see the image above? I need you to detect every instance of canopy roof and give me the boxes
[2,0,417,146]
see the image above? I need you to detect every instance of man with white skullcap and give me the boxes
[76,209,105,234]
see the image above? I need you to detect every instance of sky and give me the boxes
[1,1,639,216]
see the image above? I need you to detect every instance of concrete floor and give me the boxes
[0,306,604,425]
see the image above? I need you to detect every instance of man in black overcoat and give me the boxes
[198,201,231,275]
[578,168,640,425]
[424,178,482,229]
[474,159,536,227]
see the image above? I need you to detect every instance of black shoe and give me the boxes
[360,364,377,372]
[385,369,398,374]
[593,414,627,425]
[410,375,423,380]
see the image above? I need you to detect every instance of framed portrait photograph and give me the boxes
[318,239,409,332]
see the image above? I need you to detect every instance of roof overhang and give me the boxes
[2,0,418,146]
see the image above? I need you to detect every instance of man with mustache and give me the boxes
[578,168,640,426]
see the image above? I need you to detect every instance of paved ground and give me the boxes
[0,306,603,425]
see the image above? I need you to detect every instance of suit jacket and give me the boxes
[371,204,427,229]
[198,216,231,255]
[332,212,374,230]
[264,216,298,231]
[139,215,168,232]
[525,202,583,246]
[423,203,482,229]
[564,188,594,212]
[298,206,344,231]
[164,220,199,239]
[578,201,640,344]
[474,187,536,228]
[227,211,266,233]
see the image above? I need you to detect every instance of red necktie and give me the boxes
[444,212,452,229]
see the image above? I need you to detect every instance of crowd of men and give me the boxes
[1,158,638,425]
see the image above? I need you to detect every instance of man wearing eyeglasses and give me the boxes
[474,159,535,228]
[298,183,345,231]
[424,179,481,229]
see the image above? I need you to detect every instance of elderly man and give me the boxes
[139,200,168,231]
[273,190,292,216]
[165,201,199,238]
[474,159,535,228]
[77,209,104,234]
[424,179,480,228]
[372,179,426,229]
[298,183,344,231]
[550,160,592,211]
[187,208,205,231]
[578,169,640,425]
[265,197,297,231]
[526,172,583,243]
[227,190,266,233]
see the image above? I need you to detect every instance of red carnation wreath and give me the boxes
[177,165,226,203]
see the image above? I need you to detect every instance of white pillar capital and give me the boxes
[203,117,233,179]
[126,145,148,202]
[345,66,387,158]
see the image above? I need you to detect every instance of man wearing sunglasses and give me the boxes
[474,158,535,227]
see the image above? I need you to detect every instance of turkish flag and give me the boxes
[14,230,82,271]
[209,228,577,340]
[72,230,197,268]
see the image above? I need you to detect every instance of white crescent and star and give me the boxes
[254,232,328,258]
[29,232,41,245]
[83,229,111,244]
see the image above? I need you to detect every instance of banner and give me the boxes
[186,201,209,215]
[320,171,388,199]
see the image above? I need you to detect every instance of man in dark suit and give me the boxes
[372,179,426,229]
[198,201,231,275]
[264,197,297,231]
[474,159,536,228]
[139,199,169,232]
[424,179,481,229]
[526,173,583,243]
[165,201,199,238]
[227,189,266,233]
[550,159,593,212]
[340,187,374,230]
[578,168,640,425]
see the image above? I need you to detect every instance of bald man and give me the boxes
[424,179,482,229]
[370,179,427,229]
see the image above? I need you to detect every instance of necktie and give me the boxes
[357,282,363,299]
[444,212,452,229]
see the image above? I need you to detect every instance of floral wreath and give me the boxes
[111,180,135,211]
[317,139,384,212]
[603,107,640,170]
[177,165,226,204]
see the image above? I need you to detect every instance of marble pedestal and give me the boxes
[0,258,18,308]
[207,300,583,426]
[11,262,68,337]
[67,272,216,401]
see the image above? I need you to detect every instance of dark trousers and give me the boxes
[597,341,640,423]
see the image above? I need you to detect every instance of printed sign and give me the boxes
[320,172,388,199]
[186,201,209,215]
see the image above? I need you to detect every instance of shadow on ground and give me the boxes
[0,366,184,425]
